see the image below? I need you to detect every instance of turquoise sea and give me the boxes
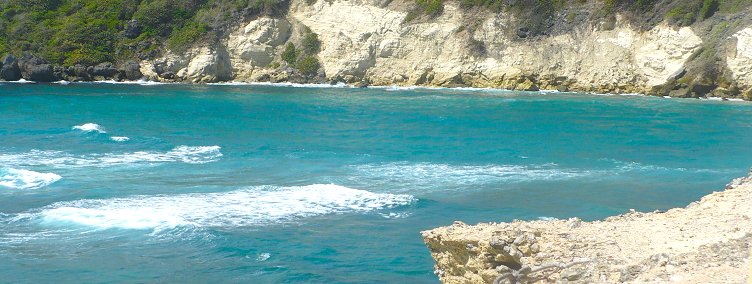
[1,82,751,283]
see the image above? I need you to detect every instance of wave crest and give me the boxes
[72,123,106,134]
[0,146,222,167]
[0,168,61,190]
[109,136,130,142]
[36,184,415,231]
[350,162,587,189]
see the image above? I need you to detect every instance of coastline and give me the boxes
[421,171,752,283]
[2,79,749,103]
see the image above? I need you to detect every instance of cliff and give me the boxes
[420,171,752,283]
[4,0,752,99]
[140,0,752,99]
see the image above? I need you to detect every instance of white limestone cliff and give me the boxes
[145,0,752,96]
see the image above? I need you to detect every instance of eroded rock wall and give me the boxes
[141,0,752,98]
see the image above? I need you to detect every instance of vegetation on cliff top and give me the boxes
[0,0,289,65]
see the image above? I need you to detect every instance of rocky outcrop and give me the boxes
[149,45,232,83]
[26,64,55,82]
[421,172,752,283]
[226,17,292,80]
[727,27,752,95]
[91,62,118,79]
[119,61,143,81]
[135,0,752,99]
[0,56,146,82]
[0,54,21,81]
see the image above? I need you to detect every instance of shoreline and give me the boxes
[421,171,752,283]
[2,79,749,103]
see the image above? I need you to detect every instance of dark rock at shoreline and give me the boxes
[92,63,118,78]
[18,53,51,81]
[119,61,142,81]
[0,54,21,81]
[53,65,65,80]
[161,71,175,80]
[67,64,92,81]
[27,64,56,82]
[690,79,716,97]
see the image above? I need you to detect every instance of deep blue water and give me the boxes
[1,82,751,283]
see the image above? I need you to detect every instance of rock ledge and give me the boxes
[422,172,752,283]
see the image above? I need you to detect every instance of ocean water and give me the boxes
[1,83,751,283]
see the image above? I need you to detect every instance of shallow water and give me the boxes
[1,83,751,283]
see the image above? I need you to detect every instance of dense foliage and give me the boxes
[276,28,320,76]
[0,0,288,65]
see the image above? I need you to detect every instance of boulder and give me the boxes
[123,20,142,39]
[91,62,117,78]
[65,64,91,81]
[160,71,175,80]
[0,54,21,81]
[18,53,48,80]
[119,61,142,80]
[27,64,56,82]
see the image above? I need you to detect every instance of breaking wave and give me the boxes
[349,162,588,189]
[0,168,61,190]
[72,123,106,134]
[35,184,415,231]
[0,146,222,168]
[109,136,130,142]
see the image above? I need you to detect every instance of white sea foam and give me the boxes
[256,253,271,262]
[72,123,106,133]
[611,160,732,174]
[0,146,222,167]
[702,96,747,102]
[206,81,253,86]
[88,80,167,86]
[368,84,522,94]
[537,216,558,221]
[244,82,351,88]
[52,80,70,85]
[350,162,588,189]
[6,79,34,84]
[369,85,442,92]
[0,168,61,190]
[379,212,411,219]
[109,136,130,142]
[37,184,415,230]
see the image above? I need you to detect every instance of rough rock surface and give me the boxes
[422,172,752,283]
[0,54,21,81]
[91,62,118,78]
[140,0,740,95]
[290,0,703,93]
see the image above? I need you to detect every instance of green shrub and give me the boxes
[281,43,297,65]
[296,55,320,77]
[301,32,320,55]
[168,21,207,51]
[700,0,717,19]
[416,0,443,17]
[665,5,697,26]
[248,0,287,16]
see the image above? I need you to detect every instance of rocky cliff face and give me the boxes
[421,172,752,283]
[131,0,752,99]
[3,0,752,99]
